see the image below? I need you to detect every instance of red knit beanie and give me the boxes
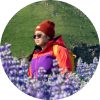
[34,20,55,38]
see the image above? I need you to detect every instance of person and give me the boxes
[27,20,72,79]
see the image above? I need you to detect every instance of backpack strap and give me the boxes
[53,44,58,57]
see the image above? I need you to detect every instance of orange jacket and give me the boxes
[28,35,72,78]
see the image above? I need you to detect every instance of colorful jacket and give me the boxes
[28,35,72,79]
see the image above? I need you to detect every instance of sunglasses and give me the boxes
[33,33,42,39]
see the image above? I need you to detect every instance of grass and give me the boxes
[0,0,99,61]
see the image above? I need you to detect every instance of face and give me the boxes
[33,31,50,47]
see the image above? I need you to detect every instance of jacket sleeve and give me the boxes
[56,45,72,74]
[28,64,32,77]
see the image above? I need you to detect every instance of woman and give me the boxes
[27,20,72,79]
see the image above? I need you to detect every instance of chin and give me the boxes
[36,43,41,46]
[36,44,40,46]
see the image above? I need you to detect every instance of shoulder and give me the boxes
[57,45,70,57]
[58,45,68,52]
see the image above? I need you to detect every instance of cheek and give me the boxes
[38,38,43,45]
[40,38,44,44]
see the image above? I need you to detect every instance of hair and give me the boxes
[27,35,54,62]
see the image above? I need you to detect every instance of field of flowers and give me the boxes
[0,43,99,100]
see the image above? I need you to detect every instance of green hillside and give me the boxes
[0,0,99,60]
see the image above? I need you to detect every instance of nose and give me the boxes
[35,36,38,39]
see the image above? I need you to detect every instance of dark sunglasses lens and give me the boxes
[37,34,41,38]
[33,35,36,39]
[33,34,41,39]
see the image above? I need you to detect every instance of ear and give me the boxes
[47,36,50,40]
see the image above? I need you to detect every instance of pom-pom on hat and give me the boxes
[34,20,55,38]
